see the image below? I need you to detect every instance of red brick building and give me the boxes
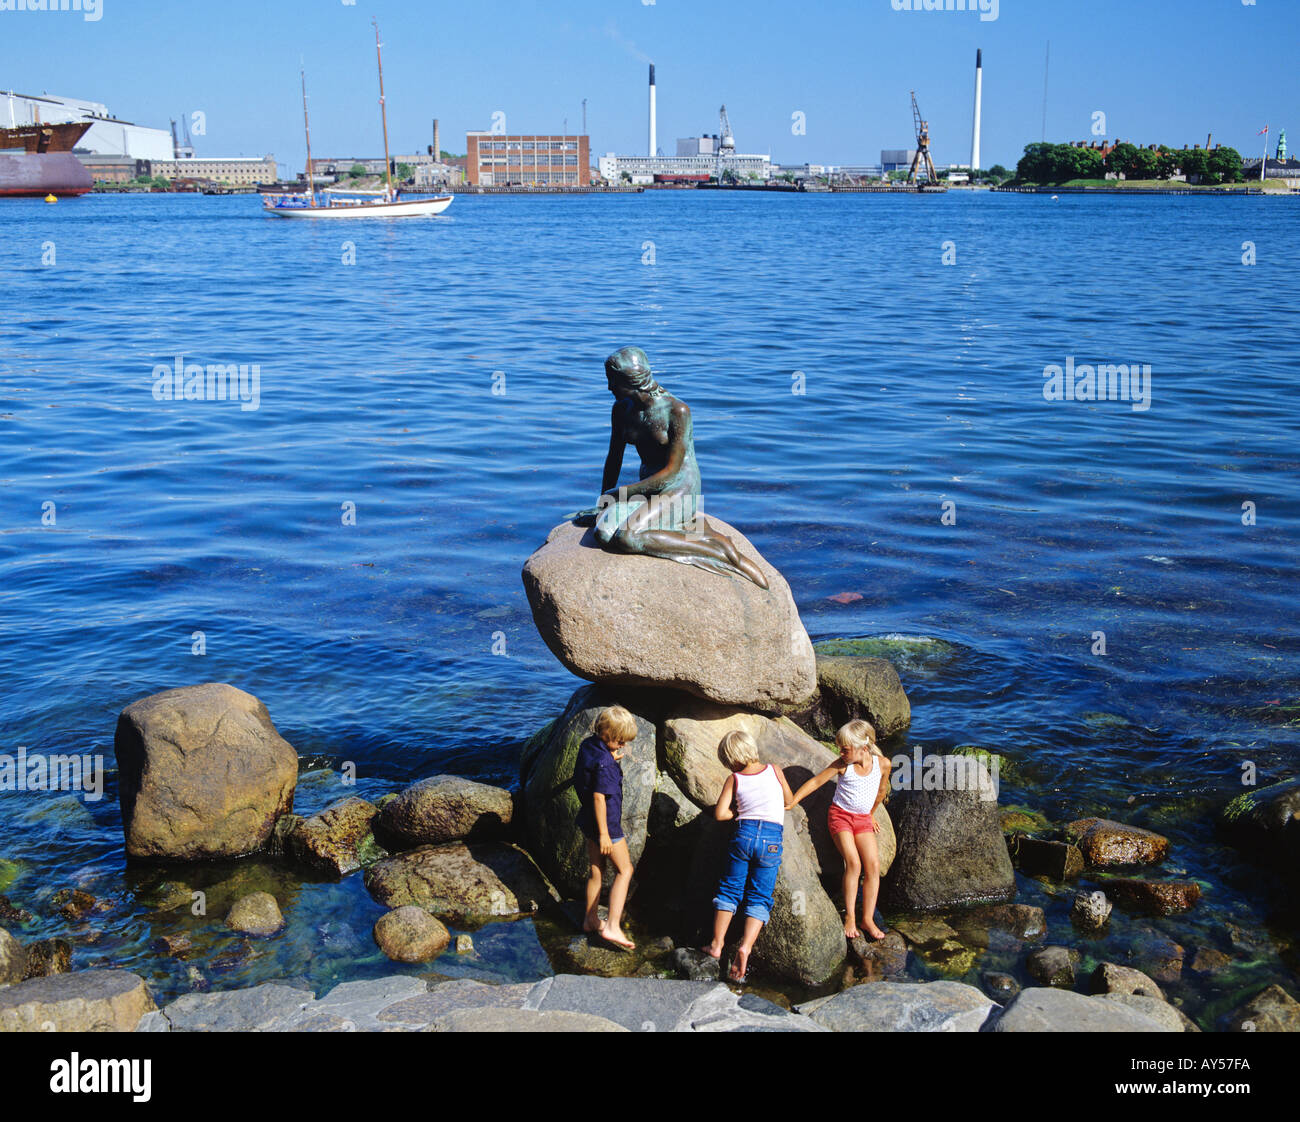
[466,133,590,187]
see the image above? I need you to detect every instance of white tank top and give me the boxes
[832,755,881,814]
[734,765,785,824]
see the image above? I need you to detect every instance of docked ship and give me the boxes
[0,119,94,197]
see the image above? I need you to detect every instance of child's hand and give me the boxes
[610,749,624,761]
[599,835,614,856]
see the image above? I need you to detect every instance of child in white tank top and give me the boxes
[701,729,794,982]
[788,719,891,940]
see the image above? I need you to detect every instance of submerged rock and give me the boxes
[522,518,816,710]
[284,797,380,877]
[1091,962,1164,998]
[788,654,911,741]
[1103,877,1201,916]
[378,776,514,848]
[881,756,1014,912]
[115,683,298,861]
[364,841,559,923]
[372,906,450,964]
[518,685,658,898]
[1066,818,1169,867]
[1026,945,1078,988]
[0,969,156,1032]
[1219,777,1300,875]
[225,891,284,937]
[0,897,35,927]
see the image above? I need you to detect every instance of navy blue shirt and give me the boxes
[573,735,624,840]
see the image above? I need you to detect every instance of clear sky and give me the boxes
[3,0,1294,174]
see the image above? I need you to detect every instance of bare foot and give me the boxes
[701,943,723,959]
[844,919,861,939]
[582,919,602,934]
[729,945,751,982]
[600,925,636,951]
[864,924,887,941]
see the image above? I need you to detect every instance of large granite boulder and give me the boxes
[522,518,815,710]
[519,686,658,897]
[378,776,514,848]
[364,841,559,923]
[790,654,912,740]
[284,797,380,877]
[797,980,996,1032]
[115,683,298,860]
[881,755,1015,912]
[687,807,845,986]
[0,970,156,1032]
[661,697,895,881]
[1219,777,1300,875]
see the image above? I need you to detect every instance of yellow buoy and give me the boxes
[44,193,57,204]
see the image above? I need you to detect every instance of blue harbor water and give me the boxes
[1,191,1297,1022]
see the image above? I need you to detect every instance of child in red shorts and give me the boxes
[788,719,891,940]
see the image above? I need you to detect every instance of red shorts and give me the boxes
[828,804,876,836]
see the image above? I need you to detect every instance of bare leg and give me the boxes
[856,831,885,939]
[612,502,768,590]
[730,916,765,981]
[599,839,636,950]
[833,830,863,939]
[583,839,603,932]
[703,910,732,958]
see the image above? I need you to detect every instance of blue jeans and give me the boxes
[712,819,784,923]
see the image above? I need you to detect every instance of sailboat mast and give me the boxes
[374,18,394,199]
[301,67,315,206]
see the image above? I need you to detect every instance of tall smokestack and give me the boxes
[648,63,657,158]
[433,118,441,160]
[970,48,983,173]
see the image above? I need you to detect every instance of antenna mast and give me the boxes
[374,18,394,199]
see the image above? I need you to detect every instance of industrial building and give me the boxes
[149,156,276,186]
[465,133,590,186]
[881,149,918,174]
[5,89,172,159]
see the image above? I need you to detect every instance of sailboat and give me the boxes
[263,20,453,219]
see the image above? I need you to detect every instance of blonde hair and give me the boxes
[717,729,760,771]
[836,719,881,757]
[594,705,638,745]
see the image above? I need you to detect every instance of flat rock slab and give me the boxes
[150,980,315,1031]
[378,980,535,1025]
[364,841,559,923]
[428,1007,629,1032]
[115,683,298,861]
[524,974,823,1032]
[796,980,997,1032]
[0,969,156,1032]
[989,987,1178,1032]
[522,518,815,710]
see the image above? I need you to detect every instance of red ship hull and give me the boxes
[0,151,94,197]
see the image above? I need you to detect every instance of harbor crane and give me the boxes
[716,104,736,180]
[906,91,939,185]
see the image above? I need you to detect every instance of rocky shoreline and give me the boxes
[2,519,1297,1032]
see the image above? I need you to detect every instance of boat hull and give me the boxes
[263,195,453,218]
[0,151,93,197]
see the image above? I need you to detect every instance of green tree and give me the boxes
[349,163,367,178]
[1156,150,1180,180]
[1016,142,1054,183]
[1209,146,1244,184]
[1104,142,1139,178]
[1180,148,1209,183]
[396,163,414,182]
[1068,147,1105,180]
[987,163,1010,182]
[1129,147,1161,180]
